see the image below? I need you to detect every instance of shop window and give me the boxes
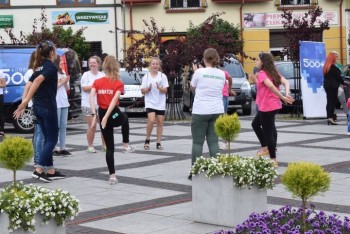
[57,0,96,6]
[0,0,10,7]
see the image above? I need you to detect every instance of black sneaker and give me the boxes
[47,171,67,180]
[53,150,61,156]
[188,173,192,181]
[32,170,52,183]
[59,150,71,156]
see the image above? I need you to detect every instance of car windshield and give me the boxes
[276,63,293,79]
[220,61,245,78]
[120,70,143,85]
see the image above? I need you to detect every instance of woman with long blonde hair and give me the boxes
[323,52,345,125]
[141,57,169,150]
[90,55,134,185]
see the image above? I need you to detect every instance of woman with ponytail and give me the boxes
[14,41,67,183]
[90,55,135,185]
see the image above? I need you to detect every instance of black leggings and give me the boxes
[252,110,278,159]
[98,108,130,175]
[325,87,338,119]
[0,94,4,132]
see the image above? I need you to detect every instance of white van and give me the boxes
[119,68,148,113]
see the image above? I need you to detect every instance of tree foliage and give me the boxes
[123,12,244,77]
[281,6,330,62]
[0,7,90,60]
[186,12,243,63]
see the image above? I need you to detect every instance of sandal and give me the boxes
[257,148,269,157]
[156,143,164,150]
[144,139,150,150]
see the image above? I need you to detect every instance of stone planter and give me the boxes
[192,174,267,227]
[0,213,66,234]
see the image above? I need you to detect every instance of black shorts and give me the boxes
[146,108,165,116]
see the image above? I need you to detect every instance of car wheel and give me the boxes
[242,106,252,115]
[13,108,35,133]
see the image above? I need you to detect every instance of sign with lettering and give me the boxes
[51,10,109,25]
[0,15,13,28]
[244,11,337,28]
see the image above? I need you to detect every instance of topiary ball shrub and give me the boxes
[214,113,240,154]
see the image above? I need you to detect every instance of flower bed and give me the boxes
[214,205,350,234]
[0,182,80,232]
[191,154,278,190]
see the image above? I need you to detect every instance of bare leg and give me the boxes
[146,112,156,140]
[156,115,164,143]
[86,116,96,147]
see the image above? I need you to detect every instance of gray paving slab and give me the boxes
[1,109,350,234]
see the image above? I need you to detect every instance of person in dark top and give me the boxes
[14,41,67,183]
[323,52,345,125]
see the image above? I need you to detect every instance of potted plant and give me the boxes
[215,162,350,233]
[0,136,80,233]
[191,155,278,227]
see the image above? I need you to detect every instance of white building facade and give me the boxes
[0,0,125,60]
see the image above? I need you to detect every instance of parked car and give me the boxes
[182,58,252,115]
[118,68,147,113]
[0,46,82,133]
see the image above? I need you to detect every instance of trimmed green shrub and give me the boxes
[282,161,331,233]
[214,113,240,154]
[0,136,33,190]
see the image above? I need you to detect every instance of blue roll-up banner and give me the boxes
[299,41,327,118]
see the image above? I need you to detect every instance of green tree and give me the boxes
[281,162,330,233]
[0,136,33,191]
[214,113,241,155]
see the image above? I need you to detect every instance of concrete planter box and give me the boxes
[192,174,267,227]
[0,213,66,234]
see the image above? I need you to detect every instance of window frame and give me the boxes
[57,0,96,7]
[169,0,201,9]
[0,0,10,8]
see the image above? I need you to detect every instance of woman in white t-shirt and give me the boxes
[188,48,225,180]
[141,57,169,150]
[53,59,71,156]
[81,56,105,153]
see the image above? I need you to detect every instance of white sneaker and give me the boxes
[347,132,350,136]
[109,177,118,185]
[87,146,96,153]
[123,145,136,153]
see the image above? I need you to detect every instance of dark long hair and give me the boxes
[33,41,56,71]
[259,52,281,87]
[28,51,35,69]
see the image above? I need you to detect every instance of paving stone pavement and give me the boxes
[1,110,350,234]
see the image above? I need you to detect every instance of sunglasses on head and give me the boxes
[38,40,54,49]
[258,52,264,60]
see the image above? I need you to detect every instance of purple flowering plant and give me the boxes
[214,205,350,234]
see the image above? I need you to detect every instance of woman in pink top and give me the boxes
[252,52,294,167]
